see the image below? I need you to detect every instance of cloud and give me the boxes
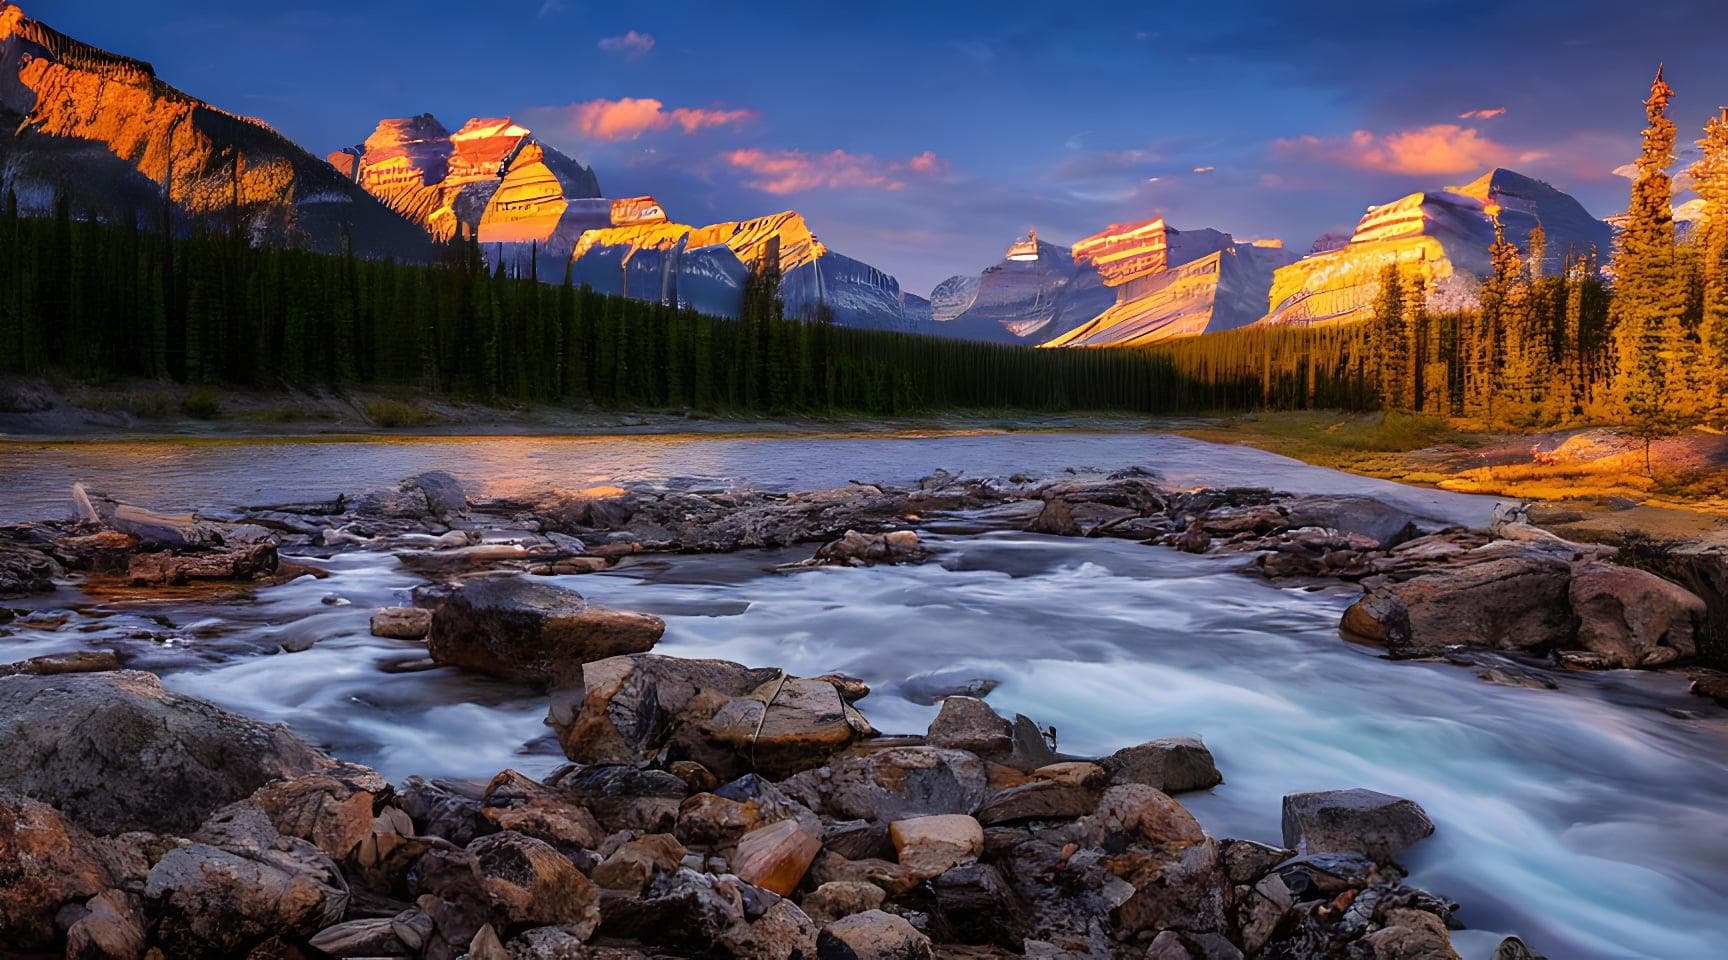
[1458,107,1507,120]
[725,148,948,195]
[1047,147,1161,182]
[598,30,655,59]
[551,98,756,141]
[1274,124,1547,176]
[1192,165,1216,173]
[537,0,565,17]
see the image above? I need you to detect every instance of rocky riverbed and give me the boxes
[1,464,1725,960]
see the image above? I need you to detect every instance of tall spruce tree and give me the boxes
[1691,106,1728,427]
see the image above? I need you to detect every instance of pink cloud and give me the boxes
[725,148,948,195]
[555,97,756,141]
[1275,124,1547,176]
[597,31,655,59]
[1458,107,1508,120]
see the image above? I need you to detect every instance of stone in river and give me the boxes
[0,649,122,676]
[888,814,983,879]
[926,696,1012,758]
[1102,737,1223,794]
[1341,555,1574,657]
[781,746,989,822]
[371,606,433,639]
[428,576,663,686]
[1283,495,1427,548]
[1567,561,1705,668]
[1281,789,1435,863]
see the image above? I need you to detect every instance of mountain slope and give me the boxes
[931,235,1115,343]
[0,3,427,258]
[1260,168,1612,327]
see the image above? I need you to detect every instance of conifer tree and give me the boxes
[1691,106,1728,426]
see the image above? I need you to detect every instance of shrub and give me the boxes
[365,399,437,428]
[179,388,222,420]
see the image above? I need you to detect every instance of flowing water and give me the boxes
[3,431,1725,960]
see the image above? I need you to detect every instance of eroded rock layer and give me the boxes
[0,4,427,257]
[1045,244,1294,347]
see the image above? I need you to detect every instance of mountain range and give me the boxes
[1,2,1624,347]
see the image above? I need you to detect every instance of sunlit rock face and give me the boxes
[330,114,602,258]
[1261,168,1611,327]
[1043,219,1291,347]
[930,238,1115,343]
[569,210,923,330]
[0,3,427,257]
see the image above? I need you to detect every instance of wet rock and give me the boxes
[126,542,279,585]
[592,834,686,893]
[929,863,1024,948]
[418,831,601,940]
[782,746,990,822]
[1282,789,1435,863]
[822,818,891,862]
[0,648,122,676]
[801,881,887,922]
[408,472,469,519]
[232,767,404,873]
[1007,714,1060,771]
[676,792,759,846]
[1102,737,1223,794]
[817,909,934,960]
[0,794,134,950]
[1342,556,1574,657]
[1147,930,1195,960]
[894,671,1001,706]
[1235,873,1295,955]
[1476,667,1559,690]
[1271,852,1384,898]
[926,696,1012,759]
[480,769,607,852]
[145,836,349,959]
[1567,561,1705,668]
[1218,838,1294,884]
[503,925,592,958]
[975,770,1102,826]
[1075,785,1206,851]
[1494,936,1543,960]
[0,530,63,595]
[814,529,929,566]
[1361,908,1461,960]
[307,914,415,957]
[734,818,823,896]
[64,889,147,960]
[808,851,923,897]
[429,577,664,686]
[889,815,983,879]
[552,654,779,769]
[670,760,721,793]
[0,670,329,834]
[596,868,746,952]
[704,675,877,779]
[549,764,688,834]
[402,776,496,845]
[1284,496,1426,549]
[372,606,434,640]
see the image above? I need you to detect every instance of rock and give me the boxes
[126,542,280,585]
[469,923,511,960]
[814,529,929,566]
[929,863,1024,948]
[1110,839,1227,936]
[676,792,759,846]
[596,868,746,951]
[371,606,434,640]
[1076,784,1206,851]
[703,675,877,779]
[1362,908,1462,960]
[1342,556,1575,657]
[1284,496,1426,548]
[889,815,983,879]
[307,915,413,957]
[733,818,823,896]
[408,472,469,518]
[801,881,886,922]
[549,764,688,833]
[1234,873,1295,955]
[975,775,1100,826]
[1147,930,1195,960]
[1567,561,1705,667]
[808,851,923,897]
[926,697,1012,758]
[232,769,415,878]
[0,670,329,834]
[782,746,989,822]
[465,831,602,936]
[822,818,891,861]
[65,889,147,960]
[816,909,933,960]
[0,794,134,950]
[1007,714,1059,771]
[0,649,122,676]
[1494,936,1542,960]
[1281,789,1435,862]
[145,838,349,959]
[480,769,606,851]
[402,776,496,845]
[1271,852,1381,898]
[503,925,592,959]
[670,760,721,793]
[1218,838,1293,884]
[592,834,686,893]
[717,897,821,960]
[1102,737,1223,794]
[552,654,780,770]
[429,577,663,686]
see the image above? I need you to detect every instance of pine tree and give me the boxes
[1610,66,1689,467]
[1691,106,1728,427]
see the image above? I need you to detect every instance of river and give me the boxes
[2,431,1724,960]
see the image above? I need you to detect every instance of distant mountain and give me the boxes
[569,209,926,331]
[928,231,1115,343]
[0,3,428,258]
[1047,239,1295,347]
[329,115,607,264]
[1261,168,1612,327]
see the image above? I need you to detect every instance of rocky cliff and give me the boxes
[0,3,427,257]
[568,210,924,330]
[1044,244,1293,347]
[929,237,1115,344]
[1260,168,1612,328]
[330,115,603,260]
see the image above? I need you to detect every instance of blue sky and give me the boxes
[37,0,1728,294]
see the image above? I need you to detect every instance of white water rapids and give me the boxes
[2,431,1724,960]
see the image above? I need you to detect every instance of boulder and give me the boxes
[677,792,760,845]
[551,654,780,769]
[1103,737,1223,794]
[718,897,821,960]
[1361,908,1462,960]
[888,814,983,879]
[1075,785,1206,852]
[307,915,415,957]
[65,889,148,960]
[126,542,279,586]
[0,649,122,677]
[466,831,601,936]
[926,696,1012,758]
[813,529,929,566]
[0,670,329,834]
[429,578,664,686]
[928,863,1024,948]
[1342,556,1574,657]
[807,851,923,897]
[703,675,877,779]
[401,776,496,845]
[800,881,886,922]
[595,868,747,952]
[372,606,434,639]
[1281,789,1434,862]
[592,834,686,893]
[407,471,469,518]
[0,794,135,950]
[549,764,688,834]
[145,837,349,959]
[975,768,1103,826]
[1567,561,1705,667]
[816,909,933,960]
[1283,496,1427,548]
[479,769,606,851]
[733,818,823,896]
[782,746,989,822]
